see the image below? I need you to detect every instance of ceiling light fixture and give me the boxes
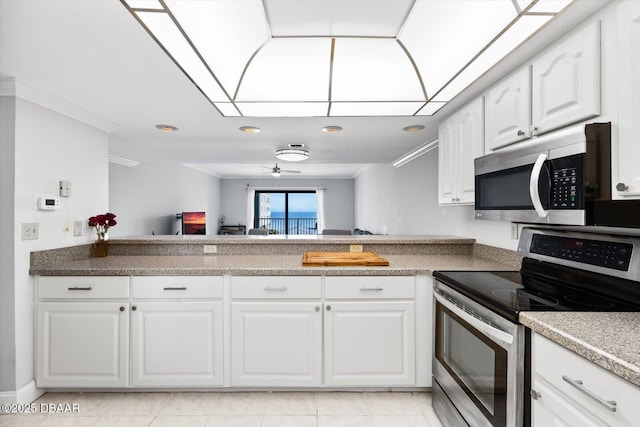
[403,125,425,132]
[123,0,574,118]
[239,126,261,134]
[321,126,343,133]
[392,137,439,168]
[275,148,310,162]
[155,124,178,132]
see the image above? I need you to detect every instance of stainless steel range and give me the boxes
[432,227,640,427]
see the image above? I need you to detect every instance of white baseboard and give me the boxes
[0,380,45,405]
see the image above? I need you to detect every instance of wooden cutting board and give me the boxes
[302,251,389,267]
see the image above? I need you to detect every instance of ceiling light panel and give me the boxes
[136,11,230,102]
[236,38,331,102]
[332,38,425,101]
[265,0,413,37]
[330,102,424,117]
[528,0,573,14]
[165,0,270,95]
[398,0,518,98]
[416,101,447,116]
[237,102,329,117]
[432,14,552,102]
[124,0,163,10]
[515,0,535,12]
[215,103,242,117]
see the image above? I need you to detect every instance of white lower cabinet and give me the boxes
[37,302,129,388]
[231,302,323,386]
[324,301,415,386]
[531,333,640,427]
[131,302,223,387]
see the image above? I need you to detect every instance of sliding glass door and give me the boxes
[254,191,317,235]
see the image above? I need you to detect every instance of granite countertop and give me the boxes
[521,312,640,388]
[109,235,476,245]
[29,254,513,276]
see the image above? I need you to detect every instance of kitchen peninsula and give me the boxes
[30,235,518,390]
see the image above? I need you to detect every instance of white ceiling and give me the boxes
[0,0,606,178]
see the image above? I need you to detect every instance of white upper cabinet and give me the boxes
[438,97,484,205]
[485,66,531,153]
[614,0,640,200]
[531,21,600,136]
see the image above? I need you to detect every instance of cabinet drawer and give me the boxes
[38,276,130,299]
[325,276,415,299]
[132,276,223,299]
[533,334,640,425]
[232,276,321,299]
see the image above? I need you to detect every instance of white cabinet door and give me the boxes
[438,97,484,206]
[532,21,600,135]
[456,97,484,204]
[131,302,223,387]
[37,302,129,388]
[531,380,603,427]
[485,66,531,152]
[615,0,640,200]
[438,114,457,205]
[231,302,322,386]
[324,301,415,386]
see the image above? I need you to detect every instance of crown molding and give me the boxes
[0,76,118,133]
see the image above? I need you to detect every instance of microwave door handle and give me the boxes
[530,154,549,218]
[434,290,514,349]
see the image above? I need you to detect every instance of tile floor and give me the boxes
[0,391,443,427]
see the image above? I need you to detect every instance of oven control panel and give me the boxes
[530,234,633,271]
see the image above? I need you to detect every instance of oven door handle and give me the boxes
[529,153,549,218]
[434,290,514,348]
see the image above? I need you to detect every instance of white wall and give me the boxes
[2,95,109,394]
[355,150,516,249]
[221,178,354,232]
[109,163,221,236]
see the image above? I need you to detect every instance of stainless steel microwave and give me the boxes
[474,122,640,228]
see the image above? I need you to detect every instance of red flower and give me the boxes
[88,212,117,238]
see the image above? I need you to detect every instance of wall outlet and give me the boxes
[350,244,363,253]
[59,181,71,197]
[74,221,83,236]
[511,223,519,240]
[204,245,217,254]
[22,222,39,240]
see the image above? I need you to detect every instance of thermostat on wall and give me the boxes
[37,196,60,210]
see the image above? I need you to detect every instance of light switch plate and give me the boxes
[22,222,39,240]
[59,181,71,197]
[73,221,83,236]
[511,223,519,240]
[204,245,217,254]
[350,244,363,253]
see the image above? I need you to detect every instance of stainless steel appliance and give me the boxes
[474,122,640,227]
[433,227,640,427]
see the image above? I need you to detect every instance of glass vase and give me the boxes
[94,236,108,257]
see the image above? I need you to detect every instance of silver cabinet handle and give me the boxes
[119,306,125,312]
[562,375,617,412]
[68,286,92,291]
[616,182,629,192]
[530,389,541,400]
[163,287,187,290]
[360,286,383,291]
[264,286,287,291]
[326,305,332,311]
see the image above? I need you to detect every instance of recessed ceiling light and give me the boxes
[403,125,425,132]
[239,126,261,134]
[275,148,310,162]
[321,125,343,133]
[155,124,178,132]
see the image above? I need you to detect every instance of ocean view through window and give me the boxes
[254,191,317,235]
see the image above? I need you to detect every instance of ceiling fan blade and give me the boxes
[281,170,302,174]
[261,166,272,170]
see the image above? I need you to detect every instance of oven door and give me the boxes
[433,284,524,427]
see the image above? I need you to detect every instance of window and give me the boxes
[254,191,317,235]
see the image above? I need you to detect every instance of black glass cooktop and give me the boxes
[433,265,640,322]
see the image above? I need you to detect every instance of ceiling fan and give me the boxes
[262,163,302,177]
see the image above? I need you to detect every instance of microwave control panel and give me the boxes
[550,155,583,209]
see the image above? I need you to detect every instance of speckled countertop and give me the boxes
[109,235,476,245]
[521,312,640,388]
[29,254,513,276]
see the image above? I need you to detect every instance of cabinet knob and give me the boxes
[530,389,541,400]
[326,305,331,311]
[315,306,320,312]
[119,306,125,312]
[517,130,525,136]
[132,306,137,311]
[616,182,629,192]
